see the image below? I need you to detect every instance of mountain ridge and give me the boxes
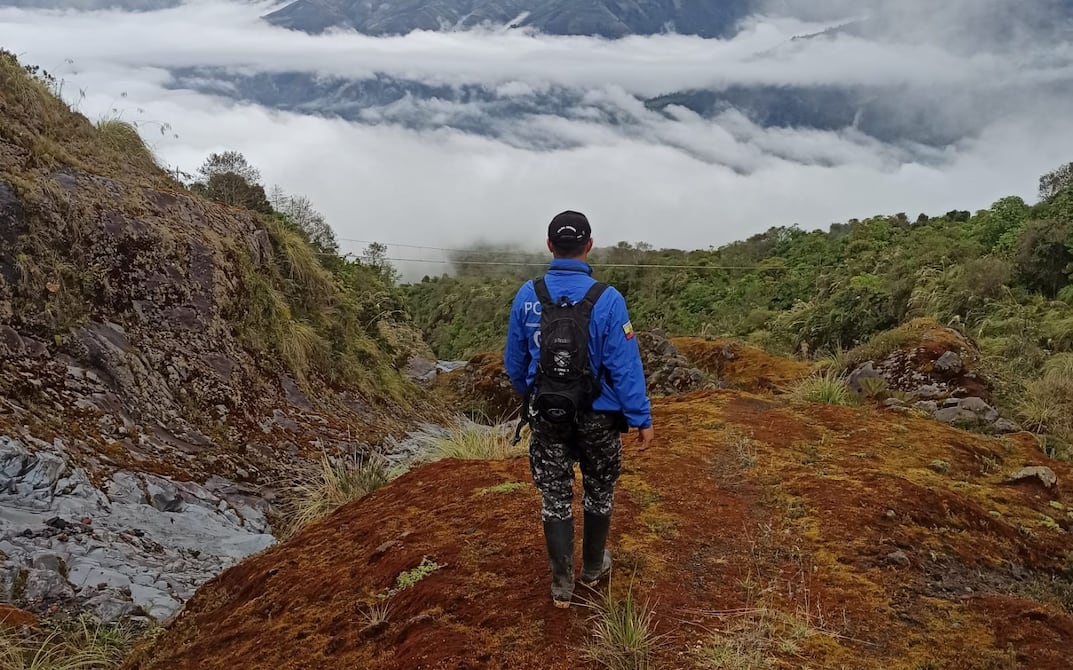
[264,0,752,38]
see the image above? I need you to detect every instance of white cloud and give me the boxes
[1,0,1071,277]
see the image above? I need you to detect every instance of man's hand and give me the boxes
[637,426,655,450]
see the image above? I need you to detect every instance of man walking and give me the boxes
[505,210,654,609]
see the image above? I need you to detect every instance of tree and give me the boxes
[1039,161,1073,201]
[1014,218,1073,298]
[976,196,1029,252]
[362,242,399,285]
[190,151,272,213]
[197,150,261,185]
[191,172,272,213]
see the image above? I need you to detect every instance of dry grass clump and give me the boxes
[693,608,817,670]
[263,217,336,301]
[277,452,391,539]
[423,420,527,461]
[721,428,758,469]
[95,119,155,165]
[0,614,136,670]
[0,51,167,185]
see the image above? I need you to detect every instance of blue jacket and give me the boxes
[504,259,652,429]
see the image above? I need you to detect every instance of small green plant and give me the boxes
[857,376,890,400]
[1039,515,1062,531]
[278,452,391,539]
[424,421,527,461]
[789,370,857,407]
[581,579,661,670]
[475,482,528,496]
[928,460,950,474]
[394,557,443,591]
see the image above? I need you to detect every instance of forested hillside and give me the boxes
[408,169,1071,356]
[404,166,1073,452]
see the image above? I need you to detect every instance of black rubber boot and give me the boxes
[580,511,612,587]
[543,518,575,608]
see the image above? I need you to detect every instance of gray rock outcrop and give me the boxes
[0,435,274,621]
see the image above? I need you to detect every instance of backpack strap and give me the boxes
[577,282,609,317]
[533,277,555,308]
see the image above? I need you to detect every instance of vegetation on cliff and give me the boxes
[0,51,418,401]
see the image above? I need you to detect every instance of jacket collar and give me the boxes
[547,258,593,275]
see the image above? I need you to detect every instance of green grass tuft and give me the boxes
[788,370,858,407]
[1017,353,1073,460]
[581,579,662,670]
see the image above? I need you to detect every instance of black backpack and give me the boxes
[512,277,608,444]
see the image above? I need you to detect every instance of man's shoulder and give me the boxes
[511,279,537,305]
[593,282,625,305]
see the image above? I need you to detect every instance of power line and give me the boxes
[333,239,782,270]
[337,238,495,254]
[344,255,785,271]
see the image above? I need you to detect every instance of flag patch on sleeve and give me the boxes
[622,321,635,340]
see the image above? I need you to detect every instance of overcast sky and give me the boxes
[1,0,1072,273]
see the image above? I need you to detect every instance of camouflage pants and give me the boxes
[529,412,624,522]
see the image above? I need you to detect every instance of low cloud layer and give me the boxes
[1,0,1071,275]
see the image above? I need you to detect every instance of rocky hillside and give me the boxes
[127,361,1073,668]
[0,53,436,622]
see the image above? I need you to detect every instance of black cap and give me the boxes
[548,210,591,245]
